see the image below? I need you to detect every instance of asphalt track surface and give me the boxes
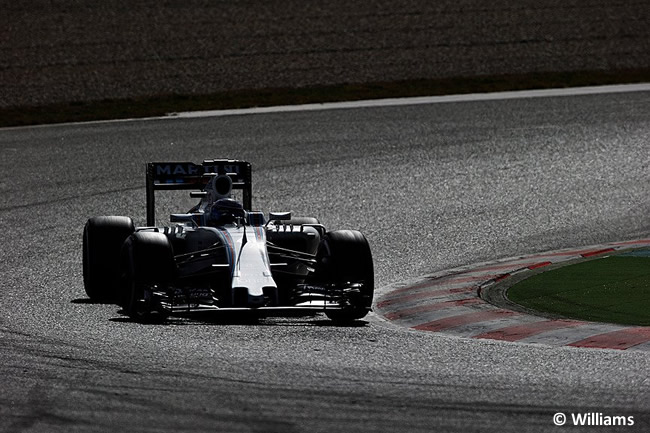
[1,89,650,432]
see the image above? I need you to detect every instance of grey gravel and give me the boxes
[2,0,649,108]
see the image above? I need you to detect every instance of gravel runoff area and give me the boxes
[2,0,650,109]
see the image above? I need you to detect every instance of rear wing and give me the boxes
[145,159,252,226]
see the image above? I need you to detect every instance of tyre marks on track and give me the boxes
[375,239,650,351]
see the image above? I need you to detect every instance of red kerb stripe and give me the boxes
[581,248,615,258]
[612,239,650,246]
[538,248,614,257]
[473,319,585,342]
[413,309,520,332]
[473,262,546,272]
[383,298,482,320]
[376,286,474,308]
[568,327,650,350]
[528,261,552,270]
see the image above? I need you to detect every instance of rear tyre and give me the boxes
[286,217,320,225]
[82,216,135,301]
[121,232,176,322]
[317,230,374,323]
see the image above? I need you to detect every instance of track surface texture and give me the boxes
[2,0,650,108]
[1,90,650,432]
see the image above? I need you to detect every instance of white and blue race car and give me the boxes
[82,159,374,323]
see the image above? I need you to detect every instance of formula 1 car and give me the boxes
[82,159,374,323]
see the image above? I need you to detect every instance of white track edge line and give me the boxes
[5,83,649,130]
[169,83,650,119]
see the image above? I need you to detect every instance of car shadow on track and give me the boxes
[73,297,370,327]
[108,309,369,328]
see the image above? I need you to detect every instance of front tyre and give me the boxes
[318,230,374,323]
[121,231,176,322]
[83,216,135,301]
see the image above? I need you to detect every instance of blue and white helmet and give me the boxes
[208,198,245,226]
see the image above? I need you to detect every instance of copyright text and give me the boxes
[553,412,634,427]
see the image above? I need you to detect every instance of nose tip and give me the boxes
[247,294,266,308]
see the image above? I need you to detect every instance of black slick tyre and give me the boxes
[286,217,320,225]
[121,231,176,321]
[82,216,135,302]
[318,230,374,323]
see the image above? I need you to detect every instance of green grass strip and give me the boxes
[508,256,650,326]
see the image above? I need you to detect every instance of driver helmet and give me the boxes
[208,198,245,226]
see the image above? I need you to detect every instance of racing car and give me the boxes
[82,159,374,323]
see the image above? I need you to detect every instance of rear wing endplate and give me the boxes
[145,159,252,226]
